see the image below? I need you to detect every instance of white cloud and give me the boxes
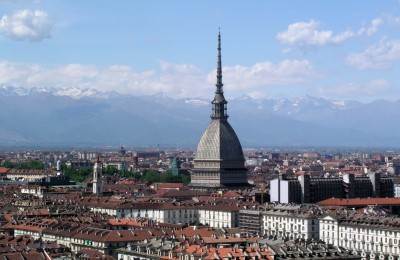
[277,15,400,48]
[317,79,390,98]
[346,39,400,69]
[0,9,52,41]
[367,18,382,36]
[0,61,209,98]
[385,13,400,26]
[0,59,320,99]
[277,20,356,46]
[358,18,383,36]
[207,60,318,95]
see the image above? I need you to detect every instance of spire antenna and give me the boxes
[216,29,223,94]
[211,30,228,119]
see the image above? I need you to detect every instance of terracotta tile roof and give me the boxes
[108,218,147,227]
[117,179,136,185]
[0,167,10,174]
[179,245,272,260]
[21,251,47,260]
[222,191,243,198]
[202,236,258,244]
[161,189,209,198]
[318,197,400,206]
[73,228,158,243]
[43,222,88,237]
[174,226,215,238]
[26,209,50,216]
[1,252,30,260]
[153,183,185,189]
[155,189,169,196]
[76,249,114,259]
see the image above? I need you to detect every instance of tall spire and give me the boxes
[211,29,228,119]
[216,29,223,94]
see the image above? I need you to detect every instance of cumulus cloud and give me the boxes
[0,59,319,99]
[0,61,208,98]
[316,79,390,98]
[206,60,318,95]
[277,15,400,48]
[346,39,400,69]
[367,18,382,36]
[0,9,52,41]
[277,20,356,47]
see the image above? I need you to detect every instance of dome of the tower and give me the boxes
[195,119,244,161]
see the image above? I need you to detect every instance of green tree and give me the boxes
[1,160,14,168]
[180,170,191,185]
[63,165,92,182]
[138,169,191,184]
[141,170,162,182]
[28,160,45,170]
[104,165,119,176]
[16,160,44,170]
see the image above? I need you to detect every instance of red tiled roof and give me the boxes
[108,218,147,227]
[155,189,169,196]
[175,226,214,238]
[73,228,160,243]
[0,167,10,174]
[76,249,114,259]
[318,197,400,206]
[222,191,243,198]
[154,183,185,189]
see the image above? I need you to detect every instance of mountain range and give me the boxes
[1,85,400,149]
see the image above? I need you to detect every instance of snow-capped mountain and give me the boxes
[1,85,400,148]
[184,98,209,106]
[0,85,31,96]
[0,85,121,99]
[271,95,361,114]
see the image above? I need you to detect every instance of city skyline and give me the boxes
[1,1,400,102]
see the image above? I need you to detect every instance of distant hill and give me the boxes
[1,85,400,149]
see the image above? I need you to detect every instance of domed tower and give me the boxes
[190,31,248,188]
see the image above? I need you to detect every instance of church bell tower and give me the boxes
[93,156,103,195]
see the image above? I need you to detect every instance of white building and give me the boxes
[197,207,239,228]
[261,204,321,240]
[320,212,400,259]
[86,200,242,228]
[20,185,45,198]
[394,182,400,198]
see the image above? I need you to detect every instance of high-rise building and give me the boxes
[190,32,248,188]
[270,172,394,204]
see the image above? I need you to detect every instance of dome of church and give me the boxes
[195,119,244,161]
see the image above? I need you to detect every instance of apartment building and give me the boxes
[270,172,393,203]
[261,204,323,240]
[320,211,400,259]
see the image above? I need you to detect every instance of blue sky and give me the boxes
[1,1,400,101]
